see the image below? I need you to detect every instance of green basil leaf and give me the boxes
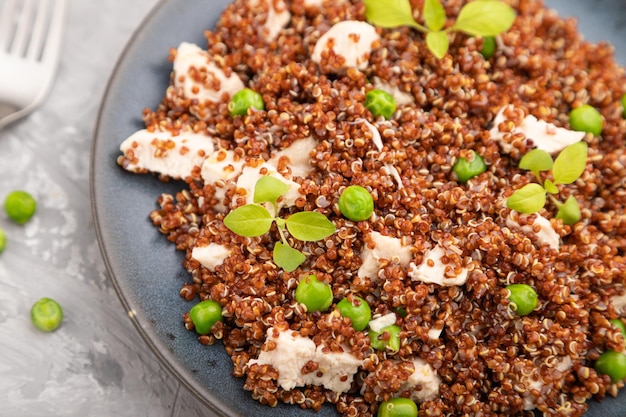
[275,217,286,229]
[364,0,425,30]
[519,149,553,179]
[254,175,290,205]
[285,211,336,241]
[273,242,306,272]
[506,183,546,214]
[553,141,588,185]
[426,31,449,59]
[556,196,581,225]
[223,205,274,237]
[452,1,516,37]
[543,179,559,195]
[423,0,446,31]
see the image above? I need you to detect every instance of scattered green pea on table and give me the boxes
[505,283,538,316]
[0,227,6,254]
[337,296,371,331]
[295,274,333,313]
[338,185,374,222]
[452,151,487,183]
[365,89,397,119]
[4,190,37,224]
[377,397,418,417]
[569,104,603,136]
[228,88,265,116]
[189,299,223,335]
[31,298,63,332]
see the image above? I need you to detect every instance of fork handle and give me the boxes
[0,53,48,108]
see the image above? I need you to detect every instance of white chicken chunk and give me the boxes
[119,129,214,179]
[490,105,585,154]
[173,42,244,119]
[191,243,231,272]
[506,212,560,250]
[357,232,412,279]
[312,20,380,72]
[248,328,363,393]
[402,359,441,402]
[250,0,291,42]
[408,245,469,286]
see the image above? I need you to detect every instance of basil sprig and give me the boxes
[507,141,588,224]
[224,176,336,272]
[364,0,516,59]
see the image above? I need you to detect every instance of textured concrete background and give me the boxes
[0,0,210,416]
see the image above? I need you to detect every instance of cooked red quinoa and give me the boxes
[119,0,626,416]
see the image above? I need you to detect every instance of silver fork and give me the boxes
[0,0,67,129]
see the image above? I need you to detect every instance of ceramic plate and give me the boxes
[90,1,626,416]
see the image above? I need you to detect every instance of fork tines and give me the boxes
[0,0,66,62]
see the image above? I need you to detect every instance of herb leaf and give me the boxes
[426,31,449,59]
[273,242,306,272]
[286,211,336,241]
[275,217,286,229]
[544,179,559,195]
[254,175,290,205]
[555,195,581,225]
[223,204,274,237]
[509,142,586,220]
[553,141,587,185]
[452,1,516,37]
[365,0,515,59]
[423,0,446,31]
[519,149,553,179]
[363,0,426,31]
[506,183,547,214]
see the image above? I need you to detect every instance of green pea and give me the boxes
[189,300,223,335]
[0,227,6,254]
[369,324,401,352]
[337,296,371,331]
[295,274,333,312]
[612,319,626,337]
[229,88,265,116]
[377,397,418,417]
[595,350,626,383]
[394,306,408,318]
[505,284,538,316]
[4,190,36,224]
[569,104,603,136]
[621,94,626,118]
[338,185,374,221]
[480,36,496,59]
[31,298,63,332]
[365,89,397,119]
[453,151,487,183]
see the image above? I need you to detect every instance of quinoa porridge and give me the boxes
[116,0,626,416]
